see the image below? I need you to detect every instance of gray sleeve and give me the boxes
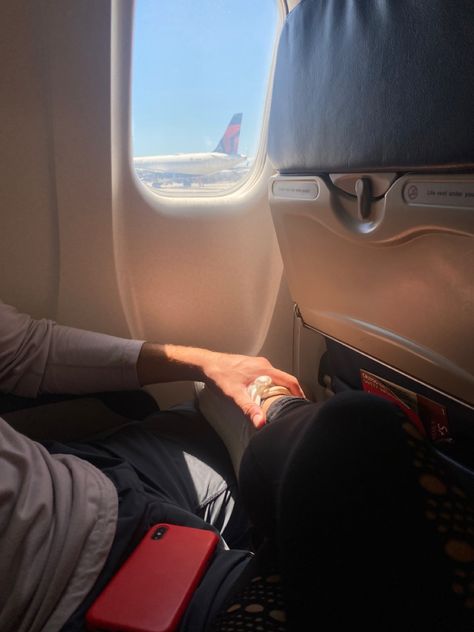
[0,301,144,397]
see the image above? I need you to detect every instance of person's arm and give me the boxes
[137,343,304,428]
[0,301,142,397]
[0,301,303,427]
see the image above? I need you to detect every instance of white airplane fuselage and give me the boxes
[133,152,245,176]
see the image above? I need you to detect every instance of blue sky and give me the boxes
[132,0,279,157]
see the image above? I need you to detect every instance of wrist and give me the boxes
[137,342,214,386]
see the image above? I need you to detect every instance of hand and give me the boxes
[201,351,304,429]
[137,343,304,429]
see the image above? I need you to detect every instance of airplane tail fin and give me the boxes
[214,113,242,154]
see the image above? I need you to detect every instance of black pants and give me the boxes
[236,392,474,632]
[49,393,472,632]
[46,403,252,632]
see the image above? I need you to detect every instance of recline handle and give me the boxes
[355,177,372,221]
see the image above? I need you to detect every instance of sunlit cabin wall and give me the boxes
[0,1,295,406]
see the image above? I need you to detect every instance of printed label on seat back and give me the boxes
[360,370,450,443]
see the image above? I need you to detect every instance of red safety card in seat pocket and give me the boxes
[360,370,451,442]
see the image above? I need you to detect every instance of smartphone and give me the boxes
[85,523,219,632]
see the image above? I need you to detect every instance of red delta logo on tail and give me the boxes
[214,113,242,155]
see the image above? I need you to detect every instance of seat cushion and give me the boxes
[268,0,474,174]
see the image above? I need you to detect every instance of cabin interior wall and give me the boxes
[0,0,296,407]
[0,2,59,319]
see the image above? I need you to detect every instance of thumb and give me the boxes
[247,403,266,429]
[234,393,267,429]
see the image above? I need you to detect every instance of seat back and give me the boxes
[267,0,474,455]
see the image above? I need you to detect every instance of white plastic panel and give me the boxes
[270,174,474,405]
[0,3,59,319]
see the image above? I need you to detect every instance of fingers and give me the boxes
[204,352,305,429]
[265,368,305,398]
[235,367,304,427]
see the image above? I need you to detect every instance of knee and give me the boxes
[293,391,411,475]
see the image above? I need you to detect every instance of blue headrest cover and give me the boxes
[268,0,474,174]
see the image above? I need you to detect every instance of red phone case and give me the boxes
[86,523,219,632]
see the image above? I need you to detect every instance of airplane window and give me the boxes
[131,0,281,196]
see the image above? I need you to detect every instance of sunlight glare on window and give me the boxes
[132,0,280,195]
